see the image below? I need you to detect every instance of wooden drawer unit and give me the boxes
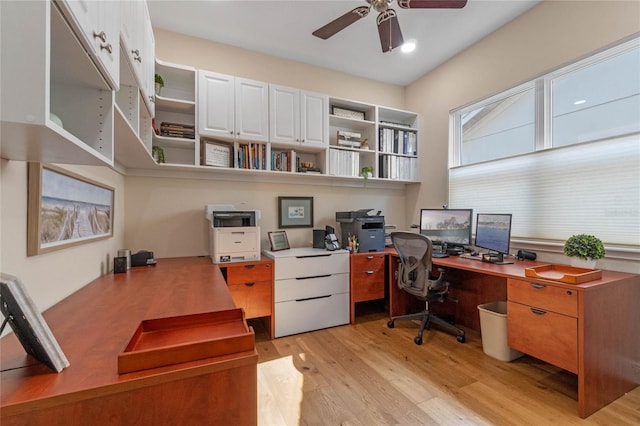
[221,259,274,337]
[508,278,577,317]
[507,278,578,373]
[350,253,385,302]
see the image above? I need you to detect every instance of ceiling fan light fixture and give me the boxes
[401,39,417,53]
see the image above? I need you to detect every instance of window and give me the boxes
[449,37,640,248]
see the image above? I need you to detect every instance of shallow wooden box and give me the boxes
[524,264,602,284]
[118,308,254,374]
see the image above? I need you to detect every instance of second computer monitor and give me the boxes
[419,209,473,247]
[474,213,512,257]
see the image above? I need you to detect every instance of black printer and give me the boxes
[336,209,385,252]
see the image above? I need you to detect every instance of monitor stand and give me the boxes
[482,251,513,265]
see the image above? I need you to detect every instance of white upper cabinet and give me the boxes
[198,70,235,138]
[120,0,154,111]
[57,0,120,90]
[270,85,328,150]
[198,70,269,142]
[301,90,329,149]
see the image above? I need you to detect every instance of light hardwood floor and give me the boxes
[253,302,640,426]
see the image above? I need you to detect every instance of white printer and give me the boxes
[205,204,261,264]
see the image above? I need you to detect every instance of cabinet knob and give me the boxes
[230,131,234,135]
[131,49,140,56]
[530,283,546,289]
[100,43,113,54]
[93,31,107,43]
[134,56,142,63]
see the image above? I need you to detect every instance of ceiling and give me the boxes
[147,0,541,86]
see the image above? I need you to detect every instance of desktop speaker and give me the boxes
[313,229,325,249]
[114,257,127,274]
[517,249,537,261]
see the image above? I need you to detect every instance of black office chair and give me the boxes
[387,231,466,345]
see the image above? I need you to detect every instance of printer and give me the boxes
[205,204,261,264]
[336,209,385,252]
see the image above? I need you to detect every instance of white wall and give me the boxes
[0,160,125,312]
[404,0,640,272]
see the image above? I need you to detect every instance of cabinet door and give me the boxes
[198,70,235,139]
[301,91,328,149]
[59,0,98,47]
[93,0,120,91]
[235,78,269,142]
[269,84,300,145]
[141,4,155,115]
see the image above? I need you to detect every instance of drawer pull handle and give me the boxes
[231,232,245,235]
[244,264,256,270]
[531,283,546,289]
[367,256,374,259]
[530,308,547,315]
[295,295,331,302]
[366,270,375,274]
[244,282,255,287]
[295,274,331,280]
[296,254,332,258]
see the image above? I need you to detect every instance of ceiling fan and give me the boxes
[312,0,468,53]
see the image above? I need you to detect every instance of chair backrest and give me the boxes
[391,232,433,298]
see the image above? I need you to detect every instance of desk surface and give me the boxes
[1,257,254,420]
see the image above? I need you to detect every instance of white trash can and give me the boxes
[477,301,524,362]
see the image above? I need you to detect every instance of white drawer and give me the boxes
[275,273,349,302]
[213,228,259,252]
[275,292,349,337]
[274,252,349,280]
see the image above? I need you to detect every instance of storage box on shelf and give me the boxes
[0,1,114,167]
[153,60,197,165]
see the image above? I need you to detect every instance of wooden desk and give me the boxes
[1,257,258,426]
[385,252,640,418]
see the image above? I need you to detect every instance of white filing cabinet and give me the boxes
[263,248,350,338]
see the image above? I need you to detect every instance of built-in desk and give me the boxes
[382,252,640,418]
[0,257,258,426]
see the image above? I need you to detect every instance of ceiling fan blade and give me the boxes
[397,0,468,9]
[377,9,403,53]
[312,6,370,40]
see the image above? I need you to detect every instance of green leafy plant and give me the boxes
[563,234,605,260]
[361,166,373,179]
[154,73,164,87]
[152,146,165,164]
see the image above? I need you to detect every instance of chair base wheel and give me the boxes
[414,336,423,345]
[387,320,395,329]
[457,334,466,343]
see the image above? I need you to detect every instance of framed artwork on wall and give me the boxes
[278,196,314,228]
[27,163,114,256]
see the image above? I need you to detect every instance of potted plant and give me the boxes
[154,73,164,96]
[563,234,605,268]
[152,146,165,164]
[361,166,373,180]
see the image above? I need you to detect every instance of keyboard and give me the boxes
[459,253,483,261]
[432,252,449,258]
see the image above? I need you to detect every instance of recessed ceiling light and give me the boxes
[574,99,587,105]
[401,40,416,53]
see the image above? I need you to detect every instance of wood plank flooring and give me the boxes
[252,302,640,425]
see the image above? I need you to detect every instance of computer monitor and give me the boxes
[474,213,513,264]
[419,209,473,248]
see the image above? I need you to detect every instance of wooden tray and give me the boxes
[524,264,602,284]
[118,308,254,374]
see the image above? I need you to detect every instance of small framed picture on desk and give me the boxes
[268,231,290,251]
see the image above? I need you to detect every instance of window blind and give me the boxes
[449,134,640,246]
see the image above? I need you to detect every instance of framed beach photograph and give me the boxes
[278,196,314,228]
[27,163,114,256]
[268,231,290,252]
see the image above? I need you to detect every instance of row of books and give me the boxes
[271,150,296,172]
[237,143,267,170]
[378,154,417,180]
[159,121,195,139]
[378,127,417,155]
[328,148,361,177]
